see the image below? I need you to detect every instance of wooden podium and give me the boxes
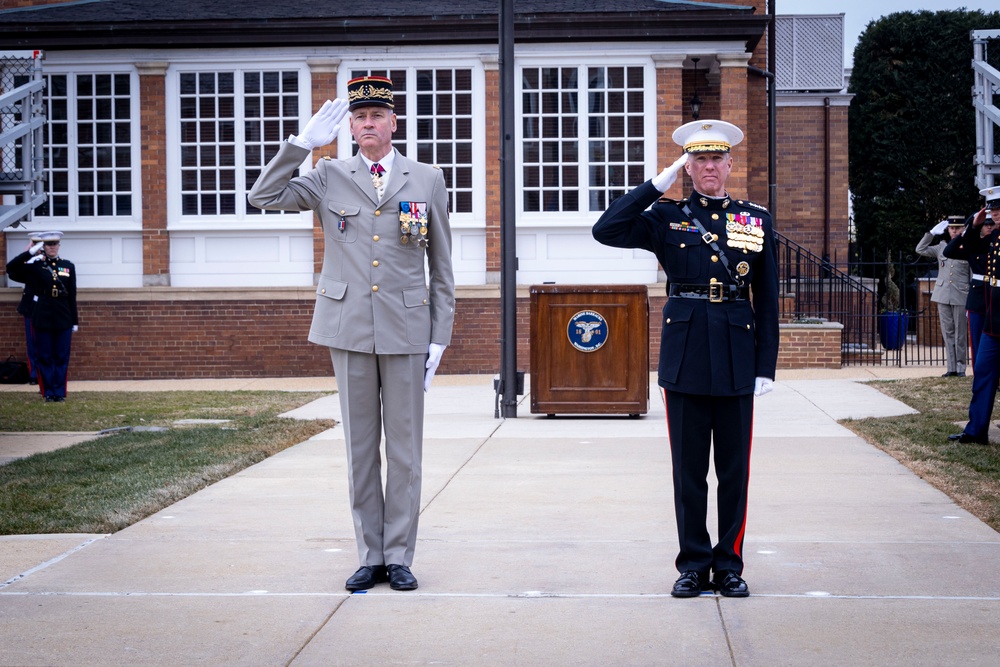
[529,284,649,416]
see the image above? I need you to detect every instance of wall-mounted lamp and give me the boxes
[690,57,702,120]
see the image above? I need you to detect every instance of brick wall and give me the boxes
[777,323,843,370]
[1,288,841,379]
[775,103,850,261]
[0,0,68,8]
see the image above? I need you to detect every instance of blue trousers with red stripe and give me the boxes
[23,316,39,386]
[664,390,754,576]
[965,332,1000,439]
[34,327,72,399]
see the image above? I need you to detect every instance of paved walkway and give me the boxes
[1,368,999,666]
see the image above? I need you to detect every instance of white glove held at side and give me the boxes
[652,153,689,193]
[424,343,446,392]
[930,220,949,235]
[29,242,44,255]
[754,377,774,397]
[72,325,78,333]
[294,98,350,150]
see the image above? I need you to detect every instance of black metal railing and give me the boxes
[776,232,945,367]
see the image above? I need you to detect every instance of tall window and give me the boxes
[520,64,647,215]
[350,67,474,215]
[33,72,135,219]
[176,68,301,218]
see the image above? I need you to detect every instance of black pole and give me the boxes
[499,0,518,418]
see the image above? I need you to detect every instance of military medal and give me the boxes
[737,261,750,276]
[399,201,429,247]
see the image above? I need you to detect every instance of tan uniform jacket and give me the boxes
[916,232,970,307]
[249,142,455,353]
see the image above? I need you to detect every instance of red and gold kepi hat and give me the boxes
[672,120,744,154]
[347,75,394,111]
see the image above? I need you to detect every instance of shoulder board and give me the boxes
[737,199,769,213]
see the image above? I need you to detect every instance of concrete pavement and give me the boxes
[1,369,999,666]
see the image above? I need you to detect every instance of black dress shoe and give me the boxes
[670,570,708,598]
[948,432,989,445]
[386,564,418,590]
[713,570,750,598]
[942,371,958,377]
[345,565,388,591]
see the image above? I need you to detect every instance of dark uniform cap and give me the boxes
[982,186,1000,210]
[947,215,965,227]
[347,76,394,111]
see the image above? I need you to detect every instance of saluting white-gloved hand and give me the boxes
[294,98,350,150]
[754,377,774,397]
[28,241,44,255]
[930,220,949,235]
[652,153,689,193]
[424,343,446,392]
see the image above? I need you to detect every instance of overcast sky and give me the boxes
[780,1,999,66]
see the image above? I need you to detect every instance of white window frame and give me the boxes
[515,56,658,228]
[165,61,313,231]
[28,65,142,232]
[336,60,487,230]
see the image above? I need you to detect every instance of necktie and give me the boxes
[370,162,385,193]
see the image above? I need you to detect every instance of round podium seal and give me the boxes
[567,310,608,353]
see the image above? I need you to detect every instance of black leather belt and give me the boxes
[669,283,748,303]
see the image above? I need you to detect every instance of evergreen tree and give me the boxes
[848,9,1000,261]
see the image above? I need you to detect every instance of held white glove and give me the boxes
[930,220,949,235]
[754,377,774,397]
[29,241,44,255]
[651,153,689,193]
[72,325,78,333]
[294,98,350,150]
[424,343,446,392]
[26,253,45,264]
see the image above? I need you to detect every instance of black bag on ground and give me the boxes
[0,355,29,384]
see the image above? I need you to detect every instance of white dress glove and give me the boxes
[293,98,350,150]
[930,220,949,235]
[29,241,44,255]
[754,377,774,397]
[651,153,689,193]
[72,325,78,333]
[424,343,446,392]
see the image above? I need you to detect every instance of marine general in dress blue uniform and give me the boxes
[249,77,455,593]
[593,120,779,598]
[5,231,78,402]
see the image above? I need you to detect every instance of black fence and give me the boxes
[776,233,946,367]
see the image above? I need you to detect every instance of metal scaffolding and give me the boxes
[973,30,1000,190]
[0,50,47,230]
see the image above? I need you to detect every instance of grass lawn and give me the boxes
[0,391,335,534]
[843,375,1000,532]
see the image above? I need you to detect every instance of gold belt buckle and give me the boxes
[709,283,723,303]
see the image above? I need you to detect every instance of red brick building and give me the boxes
[1,1,850,379]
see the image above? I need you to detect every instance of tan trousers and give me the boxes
[330,348,425,567]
